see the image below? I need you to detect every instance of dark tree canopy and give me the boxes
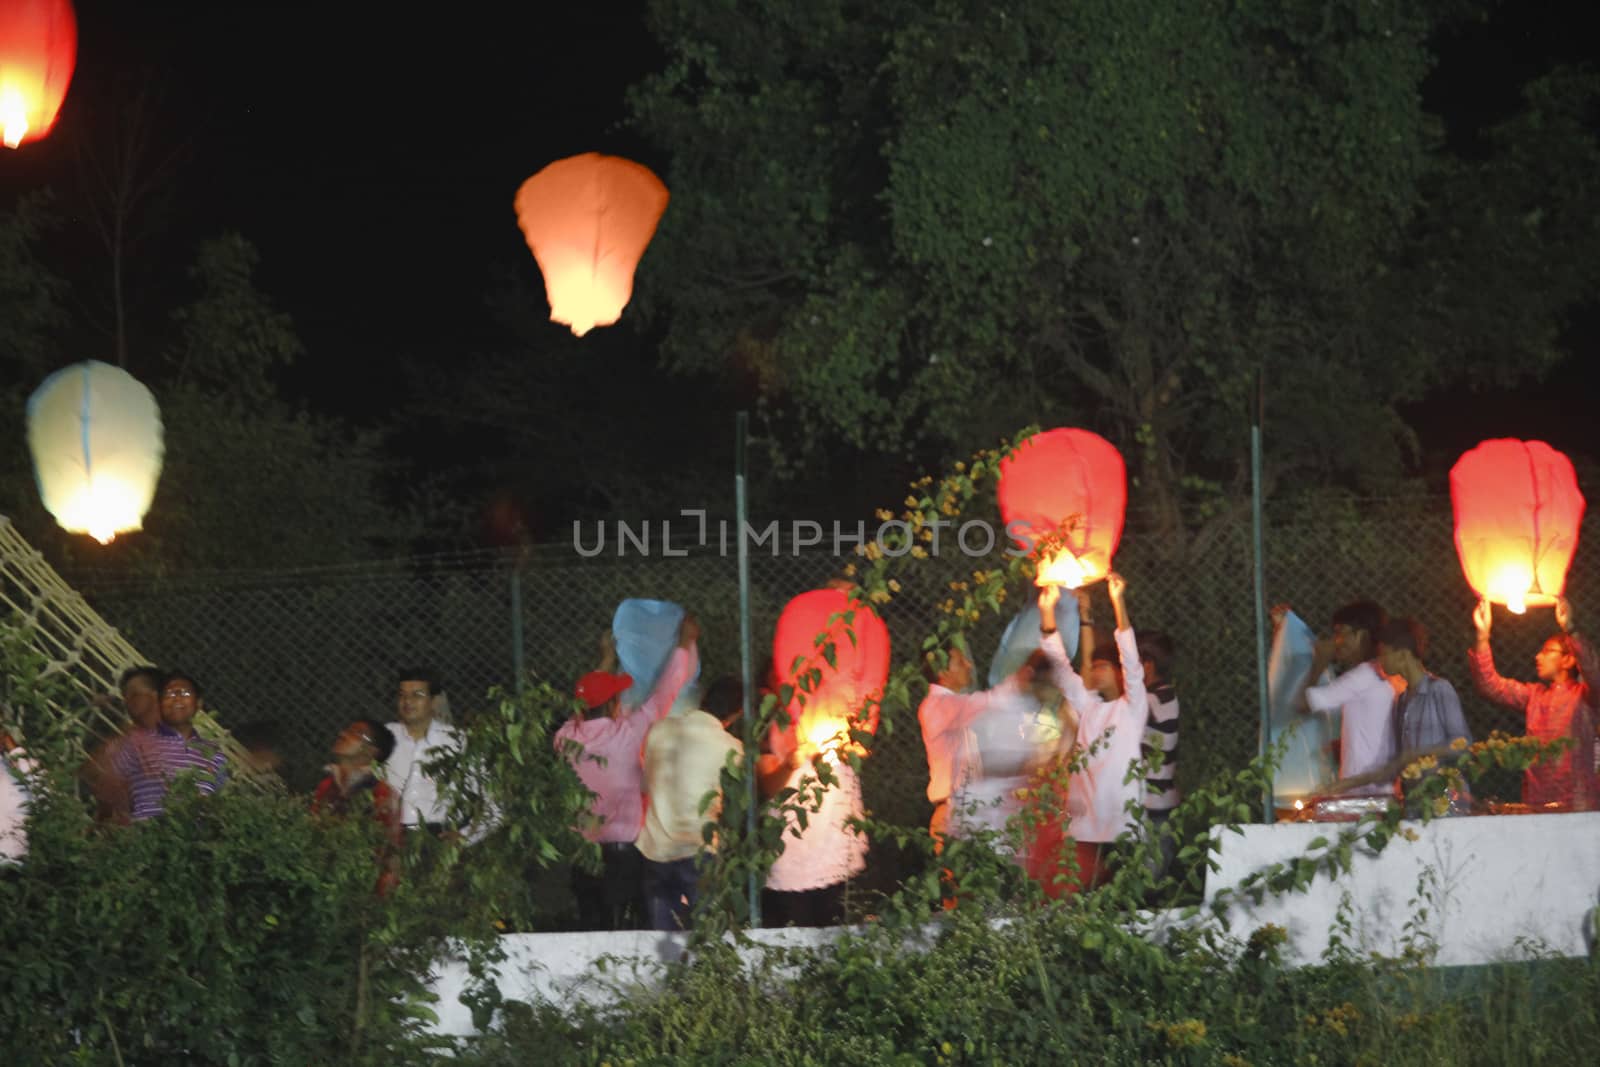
[630,0,1600,544]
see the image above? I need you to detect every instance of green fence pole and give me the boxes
[1251,369,1272,823]
[510,561,526,697]
[736,412,760,926]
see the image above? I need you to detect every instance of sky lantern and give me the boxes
[512,152,669,337]
[771,588,891,753]
[997,428,1127,587]
[0,0,77,149]
[26,361,164,545]
[1450,439,1585,614]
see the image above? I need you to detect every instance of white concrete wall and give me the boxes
[1206,811,1600,967]
[429,812,1600,1036]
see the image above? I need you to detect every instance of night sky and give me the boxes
[5,1,1599,497]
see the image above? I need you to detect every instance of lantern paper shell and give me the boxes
[1450,439,1585,614]
[771,588,891,753]
[997,428,1127,587]
[26,361,165,545]
[513,153,669,337]
[0,0,77,149]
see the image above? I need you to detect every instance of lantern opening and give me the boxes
[1035,548,1090,589]
[1,89,28,148]
[54,475,151,544]
[805,717,848,755]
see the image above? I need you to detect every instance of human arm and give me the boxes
[634,613,702,723]
[1075,588,1095,677]
[1556,598,1600,690]
[1467,598,1532,711]
[1108,574,1146,716]
[1037,586,1094,712]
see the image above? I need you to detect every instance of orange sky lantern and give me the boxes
[26,361,164,545]
[771,588,891,755]
[0,0,77,149]
[997,428,1127,587]
[1450,439,1585,614]
[512,152,669,337]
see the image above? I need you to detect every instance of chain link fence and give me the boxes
[65,499,1600,913]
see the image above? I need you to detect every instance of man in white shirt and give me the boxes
[383,669,464,834]
[1037,575,1147,892]
[1277,600,1397,797]
[636,675,744,930]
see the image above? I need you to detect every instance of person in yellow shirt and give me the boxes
[636,676,744,931]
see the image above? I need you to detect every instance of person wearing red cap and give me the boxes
[556,612,700,930]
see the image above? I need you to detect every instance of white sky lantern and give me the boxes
[26,361,164,545]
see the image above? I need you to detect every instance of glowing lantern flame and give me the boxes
[26,361,165,545]
[1035,548,1089,589]
[1,89,30,148]
[513,153,669,337]
[0,0,78,150]
[1450,439,1585,616]
[805,717,849,757]
[998,428,1127,586]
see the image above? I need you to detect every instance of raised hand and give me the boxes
[1269,602,1291,635]
[1039,584,1061,612]
[1472,598,1493,643]
[1555,597,1573,634]
[1106,572,1127,603]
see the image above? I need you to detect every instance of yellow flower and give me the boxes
[953,461,965,472]
[910,545,928,558]
[843,563,857,576]
[875,508,893,521]
[940,1042,953,1055]
[1399,827,1419,842]
[1450,737,1468,751]
[887,579,901,593]
[905,495,919,508]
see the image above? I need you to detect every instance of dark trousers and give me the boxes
[571,842,644,931]
[762,881,846,928]
[642,856,701,931]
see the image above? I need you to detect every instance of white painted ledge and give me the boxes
[1206,811,1600,967]
[429,812,1600,1036]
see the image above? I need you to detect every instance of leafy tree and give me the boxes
[629,0,1600,547]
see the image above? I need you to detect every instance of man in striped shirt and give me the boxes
[112,670,228,821]
[1137,632,1180,882]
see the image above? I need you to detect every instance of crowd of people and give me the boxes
[3,578,1594,932]
[1274,594,1599,815]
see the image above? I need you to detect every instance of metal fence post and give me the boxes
[736,412,761,927]
[510,560,526,697]
[1251,369,1272,823]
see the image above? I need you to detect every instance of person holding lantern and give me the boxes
[1035,574,1147,892]
[1469,596,1598,811]
[1273,600,1397,797]
[557,613,700,930]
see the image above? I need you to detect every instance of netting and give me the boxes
[58,500,1600,908]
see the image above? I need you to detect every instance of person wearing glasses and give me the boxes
[110,670,229,821]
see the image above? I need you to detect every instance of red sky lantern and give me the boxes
[997,427,1127,587]
[1450,439,1586,614]
[771,588,890,752]
[512,152,669,337]
[0,0,77,149]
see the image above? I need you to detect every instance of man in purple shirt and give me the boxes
[112,670,228,821]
